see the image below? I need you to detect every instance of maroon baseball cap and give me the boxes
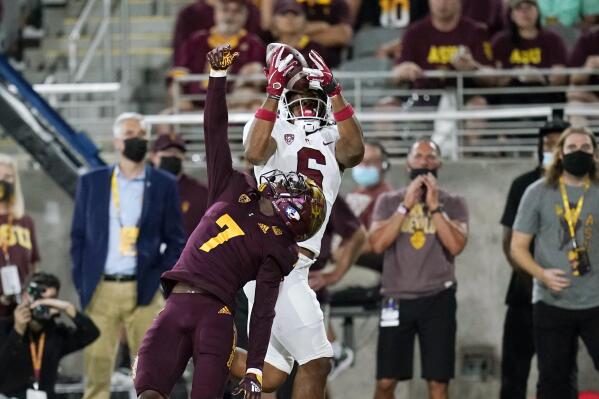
[152,133,186,152]
[274,0,305,15]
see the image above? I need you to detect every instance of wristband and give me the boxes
[246,368,263,385]
[255,108,277,122]
[267,94,281,102]
[333,105,354,122]
[209,69,227,78]
[430,206,444,215]
[397,203,410,215]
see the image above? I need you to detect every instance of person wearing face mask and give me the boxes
[0,154,41,318]
[0,272,99,399]
[70,113,186,399]
[511,127,599,399]
[150,133,208,238]
[498,119,576,399]
[369,139,468,399]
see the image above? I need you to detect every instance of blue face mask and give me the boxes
[352,166,380,188]
[542,151,553,168]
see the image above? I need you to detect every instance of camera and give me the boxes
[27,281,52,321]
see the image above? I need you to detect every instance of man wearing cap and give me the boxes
[499,119,577,399]
[150,133,208,238]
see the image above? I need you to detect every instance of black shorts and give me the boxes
[376,287,457,382]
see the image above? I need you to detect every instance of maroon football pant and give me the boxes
[134,292,236,399]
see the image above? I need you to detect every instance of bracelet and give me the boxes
[255,108,277,122]
[397,203,410,215]
[430,206,444,215]
[333,104,354,122]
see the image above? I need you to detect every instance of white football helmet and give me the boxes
[279,89,331,134]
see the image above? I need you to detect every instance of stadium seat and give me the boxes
[351,26,402,59]
[545,24,581,49]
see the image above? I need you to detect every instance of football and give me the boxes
[266,43,310,92]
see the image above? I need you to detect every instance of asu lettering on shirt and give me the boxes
[0,224,33,250]
[426,42,492,65]
[510,48,542,65]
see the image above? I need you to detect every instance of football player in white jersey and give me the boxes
[231,46,364,399]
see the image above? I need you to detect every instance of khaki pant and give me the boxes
[83,280,164,399]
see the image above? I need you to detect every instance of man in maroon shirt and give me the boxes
[150,133,208,238]
[169,0,265,110]
[133,46,327,399]
[393,0,494,92]
[172,0,261,63]
[568,27,599,105]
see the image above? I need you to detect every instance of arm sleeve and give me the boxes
[204,76,234,204]
[513,184,541,235]
[70,175,87,295]
[330,197,361,240]
[246,256,284,371]
[159,180,187,272]
[0,322,26,378]
[59,312,101,356]
[371,193,396,223]
[446,195,469,225]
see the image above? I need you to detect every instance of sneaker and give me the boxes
[327,346,354,381]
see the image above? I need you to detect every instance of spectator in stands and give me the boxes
[267,0,330,63]
[499,119,576,399]
[150,133,208,237]
[462,0,505,35]
[172,0,261,63]
[0,272,100,399]
[491,0,568,106]
[70,113,186,399]
[370,139,468,399]
[391,0,494,106]
[260,0,352,67]
[511,127,599,399]
[537,0,599,28]
[169,0,265,111]
[568,27,599,106]
[0,154,40,318]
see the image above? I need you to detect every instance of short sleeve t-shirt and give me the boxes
[491,29,567,69]
[513,179,599,310]
[569,28,599,91]
[500,168,541,306]
[538,0,599,27]
[0,214,40,316]
[462,0,505,34]
[397,16,493,89]
[372,189,468,299]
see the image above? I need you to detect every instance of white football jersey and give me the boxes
[243,117,342,256]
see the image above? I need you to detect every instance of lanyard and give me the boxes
[559,176,590,246]
[1,213,13,264]
[29,332,45,388]
[111,168,144,228]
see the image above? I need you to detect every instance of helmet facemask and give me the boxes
[281,89,330,134]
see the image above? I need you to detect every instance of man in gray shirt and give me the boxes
[512,127,599,399]
[369,140,468,399]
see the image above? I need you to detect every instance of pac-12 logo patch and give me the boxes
[284,134,294,145]
[286,206,300,221]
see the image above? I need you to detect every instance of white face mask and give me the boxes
[294,119,321,134]
[542,151,554,168]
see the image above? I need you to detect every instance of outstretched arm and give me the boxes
[204,46,239,203]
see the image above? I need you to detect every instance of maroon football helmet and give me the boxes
[258,170,327,242]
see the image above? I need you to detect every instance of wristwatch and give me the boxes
[430,206,444,215]
[397,203,410,215]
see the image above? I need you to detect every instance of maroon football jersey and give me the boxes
[397,16,493,89]
[161,76,298,371]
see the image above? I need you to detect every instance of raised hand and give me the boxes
[207,44,240,71]
[265,45,298,99]
[303,49,341,97]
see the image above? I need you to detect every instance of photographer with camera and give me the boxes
[369,139,468,399]
[0,272,99,399]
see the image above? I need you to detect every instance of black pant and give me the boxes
[534,302,599,399]
[500,305,536,399]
